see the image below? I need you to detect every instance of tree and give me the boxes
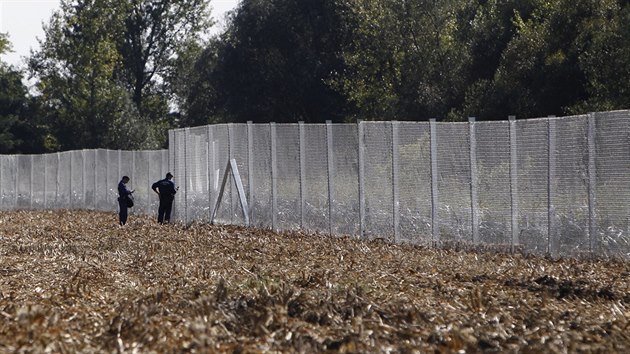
[458,0,628,120]
[29,0,212,150]
[167,39,222,127]
[30,0,148,150]
[571,0,630,113]
[331,0,471,121]
[117,0,212,117]
[0,33,46,153]
[197,0,350,123]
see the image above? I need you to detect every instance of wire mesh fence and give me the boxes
[169,111,630,258]
[2,110,630,259]
[0,149,169,216]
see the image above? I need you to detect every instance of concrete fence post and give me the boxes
[270,122,277,231]
[587,113,597,255]
[326,120,334,236]
[509,116,519,250]
[391,121,400,242]
[429,119,439,244]
[298,121,306,229]
[468,117,479,244]
[547,116,557,255]
[357,120,366,238]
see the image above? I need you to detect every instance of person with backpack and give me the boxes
[152,172,178,224]
[117,176,134,226]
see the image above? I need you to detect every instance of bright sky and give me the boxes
[0,0,239,69]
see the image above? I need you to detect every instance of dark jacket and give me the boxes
[152,178,177,200]
[118,180,132,198]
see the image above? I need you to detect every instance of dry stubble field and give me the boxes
[0,210,629,353]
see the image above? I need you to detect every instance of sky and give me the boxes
[0,0,239,69]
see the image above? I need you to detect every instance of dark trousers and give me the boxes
[118,198,128,225]
[158,197,173,224]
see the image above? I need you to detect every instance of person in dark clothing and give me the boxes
[152,172,178,224]
[117,176,134,226]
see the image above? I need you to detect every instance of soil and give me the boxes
[0,210,629,353]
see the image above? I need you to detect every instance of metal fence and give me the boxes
[2,111,630,258]
[0,149,169,216]
[170,110,630,258]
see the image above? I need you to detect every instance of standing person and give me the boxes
[117,176,134,226]
[152,172,178,224]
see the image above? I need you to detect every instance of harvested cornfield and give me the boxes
[0,210,629,353]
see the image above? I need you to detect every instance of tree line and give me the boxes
[1,0,629,153]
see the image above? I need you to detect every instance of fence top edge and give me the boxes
[167,109,630,134]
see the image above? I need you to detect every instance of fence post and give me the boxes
[227,124,235,223]
[391,121,400,242]
[270,122,277,231]
[357,120,366,238]
[168,130,175,178]
[83,150,87,209]
[68,151,73,209]
[94,150,98,210]
[184,128,189,224]
[247,122,254,225]
[326,120,334,236]
[0,156,3,209]
[43,155,47,209]
[429,119,439,245]
[29,155,33,209]
[57,152,61,209]
[207,126,214,222]
[468,117,479,244]
[509,115,519,250]
[547,116,556,256]
[587,113,597,255]
[298,121,306,229]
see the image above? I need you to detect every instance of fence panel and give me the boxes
[397,122,432,244]
[0,156,17,209]
[184,127,211,223]
[475,121,512,247]
[516,119,551,254]
[32,154,46,209]
[95,150,108,211]
[302,124,328,233]
[44,154,59,209]
[231,124,250,225]
[594,111,630,257]
[172,129,187,222]
[436,122,472,244]
[330,124,360,237]
[275,124,301,231]
[363,122,394,240]
[554,116,590,257]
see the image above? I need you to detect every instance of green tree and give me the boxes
[29,0,212,150]
[0,33,46,153]
[167,39,222,127]
[458,0,628,119]
[200,0,350,123]
[330,0,472,121]
[116,0,211,119]
[571,0,630,113]
[30,0,148,150]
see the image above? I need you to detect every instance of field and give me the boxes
[0,210,629,353]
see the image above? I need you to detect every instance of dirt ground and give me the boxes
[0,210,629,353]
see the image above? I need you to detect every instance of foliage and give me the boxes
[0,33,47,153]
[185,0,351,124]
[5,0,630,151]
[28,0,211,151]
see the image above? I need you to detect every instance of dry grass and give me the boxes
[0,210,629,353]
